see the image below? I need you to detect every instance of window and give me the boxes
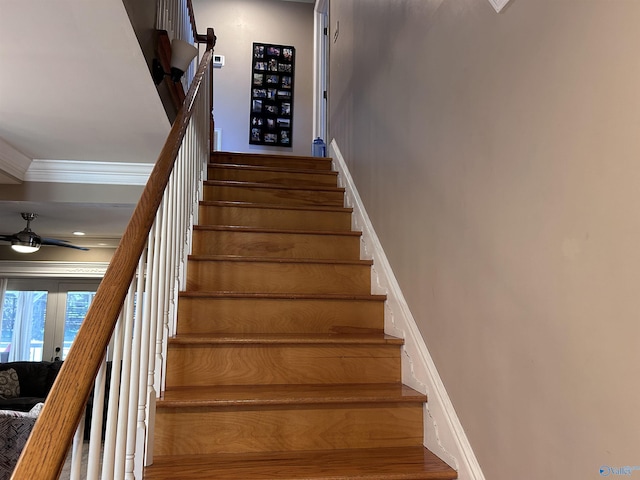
[0,279,100,362]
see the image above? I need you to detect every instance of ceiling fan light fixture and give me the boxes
[1,212,89,252]
[11,237,41,254]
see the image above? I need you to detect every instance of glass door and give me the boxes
[0,288,52,362]
[54,283,99,360]
[0,279,100,363]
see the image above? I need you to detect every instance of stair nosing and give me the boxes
[177,292,386,301]
[199,200,353,213]
[193,225,361,237]
[187,255,373,266]
[208,163,339,177]
[157,383,426,409]
[204,179,345,193]
[211,151,332,162]
[168,333,404,346]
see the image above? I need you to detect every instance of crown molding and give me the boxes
[25,159,153,185]
[0,137,32,182]
[488,0,511,12]
[0,261,108,278]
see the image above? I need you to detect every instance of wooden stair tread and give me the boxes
[187,255,373,266]
[204,179,345,193]
[168,333,404,345]
[158,383,426,407]
[209,162,339,177]
[178,291,386,300]
[193,225,361,237]
[145,446,457,480]
[200,200,353,214]
[211,151,332,169]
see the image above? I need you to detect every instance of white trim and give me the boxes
[214,129,222,151]
[0,137,32,181]
[0,261,108,278]
[25,159,154,185]
[330,139,485,480]
[488,0,511,13]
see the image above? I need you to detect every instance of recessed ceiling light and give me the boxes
[72,231,85,236]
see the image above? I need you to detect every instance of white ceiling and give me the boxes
[0,0,170,246]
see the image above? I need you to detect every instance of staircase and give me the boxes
[144,152,457,480]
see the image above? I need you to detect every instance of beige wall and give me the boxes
[329,0,640,478]
[192,0,314,156]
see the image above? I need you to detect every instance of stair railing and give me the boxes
[11,27,216,480]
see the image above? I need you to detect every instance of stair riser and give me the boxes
[177,297,385,335]
[212,153,332,171]
[165,344,401,386]
[208,166,338,187]
[186,260,372,295]
[199,204,352,231]
[154,404,423,455]
[192,230,361,260]
[203,184,344,207]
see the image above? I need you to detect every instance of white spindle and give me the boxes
[132,229,156,476]
[86,357,108,480]
[101,310,125,480]
[114,281,136,479]
[155,195,170,396]
[124,256,147,480]
[69,410,86,480]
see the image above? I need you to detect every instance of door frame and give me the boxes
[313,0,329,142]
[3,278,101,362]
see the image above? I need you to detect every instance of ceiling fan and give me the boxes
[0,213,89,253]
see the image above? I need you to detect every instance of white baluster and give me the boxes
[101,311,125,480]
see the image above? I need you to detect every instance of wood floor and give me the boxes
[144,152,457,480]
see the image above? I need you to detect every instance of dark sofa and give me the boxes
[0,360,114,441]
[0,361,63,412]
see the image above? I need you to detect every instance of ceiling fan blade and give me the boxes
[0,234,18,242]
[41,237,90,251]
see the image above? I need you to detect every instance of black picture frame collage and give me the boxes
[250,42,295,147]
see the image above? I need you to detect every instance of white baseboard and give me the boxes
[329,139,485,480]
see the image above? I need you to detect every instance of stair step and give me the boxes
[212,151,332,171]
[199,200,353,231]
[186,256,373,294]
[154,402,423,455]
[192,226,361,259]
[176,292,386,335]
[158,383,425,408]
[208,163,339,186]
[145,446,458,480]
[165,334,402,387]
[169,333,404,345]
[203,180,345,207]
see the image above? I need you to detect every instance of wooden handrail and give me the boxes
[11,28,216,480]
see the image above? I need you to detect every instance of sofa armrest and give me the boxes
[0,403,44,479]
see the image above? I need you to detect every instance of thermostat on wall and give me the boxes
[213,54,225,68]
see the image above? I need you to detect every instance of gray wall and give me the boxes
[328,1,640,479]
[192,0,314,155]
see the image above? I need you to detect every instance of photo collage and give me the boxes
[250,42,295,147]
